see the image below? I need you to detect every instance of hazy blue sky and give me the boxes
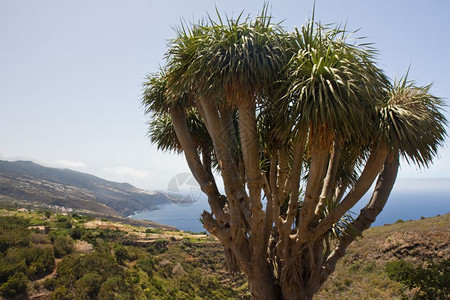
[1,0,449,191]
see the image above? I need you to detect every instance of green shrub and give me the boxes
[97,274,142,300]
[0,272,28,298]
[51,285,73,300]
[0,216,30,252]
[114,245,128,265]
[0,216,29,230]
[71,213,82,219]
[0,259,26,283]
[54,251,142,299]
[43,277,56,291]
[386,259,449,299]
[123,246,142,261]
[145,228,162,234]
[53,235,73,258]
[137,257,154,276]
[56,216,72,229]
[80,230,98,244]
[70,226,85,240]
[386,260,414,283]
[97,276,124,299]
[26,261,46,278]
[5,245,55,279]
[74,272,102,299]
[30,232,51,244]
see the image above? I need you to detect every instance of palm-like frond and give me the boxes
[166,9,289,105]
[378,76,447,167]
[142,70,170,114]
[284,22,389,142]
[333,141,368,191]
[148,108,212,154]
[148,113,182,153]
[322,198,360,241]
[165,22,211,103]
[142,69,192,115]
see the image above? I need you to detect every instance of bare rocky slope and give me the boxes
[0,160,171,217]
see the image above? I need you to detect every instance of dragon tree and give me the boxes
[142,9,447,300]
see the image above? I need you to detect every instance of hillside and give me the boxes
[0,206,447,299]
[316,214,450,299]
[0,160,172,217]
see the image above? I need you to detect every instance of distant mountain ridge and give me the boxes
[0,160,172,216]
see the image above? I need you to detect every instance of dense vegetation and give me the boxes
[0,208,248,299]
[0,207,447,299]
[0,216,54,298]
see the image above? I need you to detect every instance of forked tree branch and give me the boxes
[198,97,251,243]
[320,150,399,282]
[238,100,267,257]
[283,130,307,230]
[281,130,307,257]
[297,133,329,234]
[314,140,342,217]
[278,146,290,200]
[270,152,283,233]
[309,142,389,240]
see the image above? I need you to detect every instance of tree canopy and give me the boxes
[142,8,447,300]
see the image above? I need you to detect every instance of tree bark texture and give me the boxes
[170,104,402,299]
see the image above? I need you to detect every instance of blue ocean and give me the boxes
[130,178,450,232]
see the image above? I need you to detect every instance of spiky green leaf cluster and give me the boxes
[378,76,447,168]
[142,8,447,170]
[165,7,288,105]
[149,108,212,154]
[281,22,389,143]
